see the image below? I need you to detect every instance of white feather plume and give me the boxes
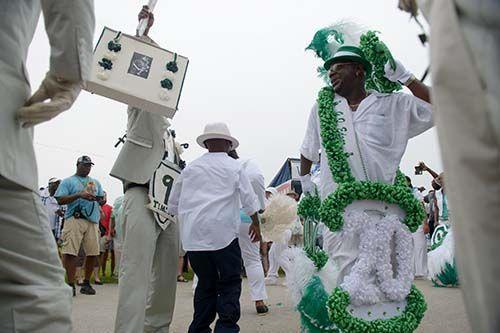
[261,193,297,242]
[282,248,317,306]
[282,247,340,306]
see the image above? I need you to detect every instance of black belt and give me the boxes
[124,182,149,192]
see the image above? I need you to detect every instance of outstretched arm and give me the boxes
[418,161,439,179]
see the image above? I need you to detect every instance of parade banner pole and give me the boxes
[136,0,158,37]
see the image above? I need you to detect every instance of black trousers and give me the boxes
[187,238,242,333]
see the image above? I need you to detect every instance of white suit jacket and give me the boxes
[110,107,170,185]
[0,1,95,191]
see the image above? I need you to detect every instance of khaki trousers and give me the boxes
[430,1,500,332]
[114,187,179,333]
[0,176,72,333]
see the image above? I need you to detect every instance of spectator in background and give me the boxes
[39,177,65,241]
[406,175,428,278]
[99,192,114,279]
[417,162,448,230]
[55,156,104,296]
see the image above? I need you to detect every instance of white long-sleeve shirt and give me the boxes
[240,158,266,212]
[301,91,433,200]
[168,152,260,251]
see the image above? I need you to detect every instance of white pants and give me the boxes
[0,176,72,332]
[267,229,292,278]
[238,223,267,301]
[429,1,500,332]
[412,226,428,277]
[114,187,179,333]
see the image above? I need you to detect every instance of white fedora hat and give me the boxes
[196,122,239,149]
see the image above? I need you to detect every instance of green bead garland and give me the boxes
[298,193,322,222]
[326,285,427,333]
[315,87,425,233]
[359,31,402,94]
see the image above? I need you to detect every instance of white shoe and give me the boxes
[264,276,278,285]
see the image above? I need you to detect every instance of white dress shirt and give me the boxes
[301,91,433,200]
[240,158,266,212]
[168,152,260,251]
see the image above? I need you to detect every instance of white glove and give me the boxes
[384,59,413,84]
[17,72,81,128]
[300,174,315,194]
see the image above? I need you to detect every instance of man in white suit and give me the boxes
[111,7,179,333]
[398,1,500,331]
[0,1,94,332]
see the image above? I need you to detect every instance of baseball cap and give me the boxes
[77,156,94,165]
[48,177,60,184]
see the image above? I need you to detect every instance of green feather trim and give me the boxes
[432,260,459,287]
[298,276,341,333]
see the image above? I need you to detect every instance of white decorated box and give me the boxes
[85,27,188,119]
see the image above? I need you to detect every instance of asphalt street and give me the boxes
[72,278,471,332]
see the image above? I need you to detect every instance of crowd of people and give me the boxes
[1,1,499,333]
[38,156,123,295]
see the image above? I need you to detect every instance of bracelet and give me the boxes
[404,75,417,86]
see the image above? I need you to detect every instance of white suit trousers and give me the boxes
[114,187,179,333]
[429,1,500,332]
[412,226,428,277]
[267,229,292,279]
[0,176,72,332]
[238,223,267,301]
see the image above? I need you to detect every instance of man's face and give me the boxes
[77,163,92,177]
[329,62,363,97]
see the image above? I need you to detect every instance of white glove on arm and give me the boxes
[300,174,315,194]
[384,59,413,84]
[17,72,81,128]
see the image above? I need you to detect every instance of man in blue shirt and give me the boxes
[55,156,104,296]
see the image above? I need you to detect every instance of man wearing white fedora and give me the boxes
[168,122,262,333]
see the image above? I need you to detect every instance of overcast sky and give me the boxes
[28,0,442,202]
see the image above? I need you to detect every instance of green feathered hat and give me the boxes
[324,45,372,75]
[306,22,402,93]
